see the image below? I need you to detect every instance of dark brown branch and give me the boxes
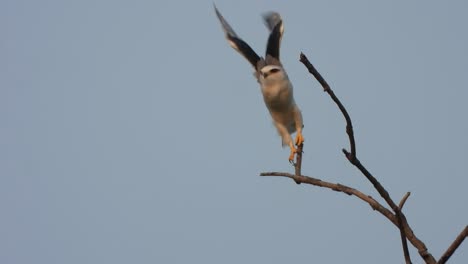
[343,151,399,210]
[396,209,412,264]
[259,172,397,226]
[438,225,468,264]
[299,53,356,158]
[300,52,399,211]
[397,192,413,264]
[348,152,415,264]
[299,52,436,263]
[344,151,421,264]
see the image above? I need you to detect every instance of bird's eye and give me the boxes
[269,68,280,74]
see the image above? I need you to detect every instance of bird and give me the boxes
[214,5,304,162]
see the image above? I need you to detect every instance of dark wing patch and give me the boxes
[265,20,283,61]
[214,4,261,69]
[226,35,261,68]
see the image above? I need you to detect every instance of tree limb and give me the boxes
[259,172,397,226]
[260,52,465,263]
[298,53,356,158]
[299,52,437,263]
[398,192,412,263]
[438,225,468,264]
[396,208,412,264]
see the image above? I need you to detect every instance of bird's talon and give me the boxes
[295,133,304,146]
[288,145,297,162]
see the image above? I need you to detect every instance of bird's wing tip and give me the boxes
[262,11,282,31]
[213,4,238,38]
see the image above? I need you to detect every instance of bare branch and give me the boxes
[299,54,399,213]
[395,208,412,264]
[438,225,468,264]
[398,192,413,263]
[259,172,397,225]
[299,52,437,263]
[350,154,415,264]
[299,53,356,158]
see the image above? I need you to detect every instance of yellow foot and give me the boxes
[295,132,304,146]
[288,144,297,162]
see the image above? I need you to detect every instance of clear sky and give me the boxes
[2,0,467,263]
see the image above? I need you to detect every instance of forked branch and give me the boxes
[298,52,434,263]
[260,52,466,264]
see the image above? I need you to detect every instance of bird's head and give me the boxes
[259,65,284,80]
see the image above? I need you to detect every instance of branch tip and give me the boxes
[438,225,468,264]
[398,192,411,210]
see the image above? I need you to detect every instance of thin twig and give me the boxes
[438,225,468,264]
[299,53,356,158]
[399,192,411,210]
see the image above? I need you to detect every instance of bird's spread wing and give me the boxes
[263,12,284,62]
[214,5,261,69]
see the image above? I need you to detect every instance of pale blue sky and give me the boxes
[2,0,467,263]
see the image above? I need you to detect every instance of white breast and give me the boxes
[260,76,294,112]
